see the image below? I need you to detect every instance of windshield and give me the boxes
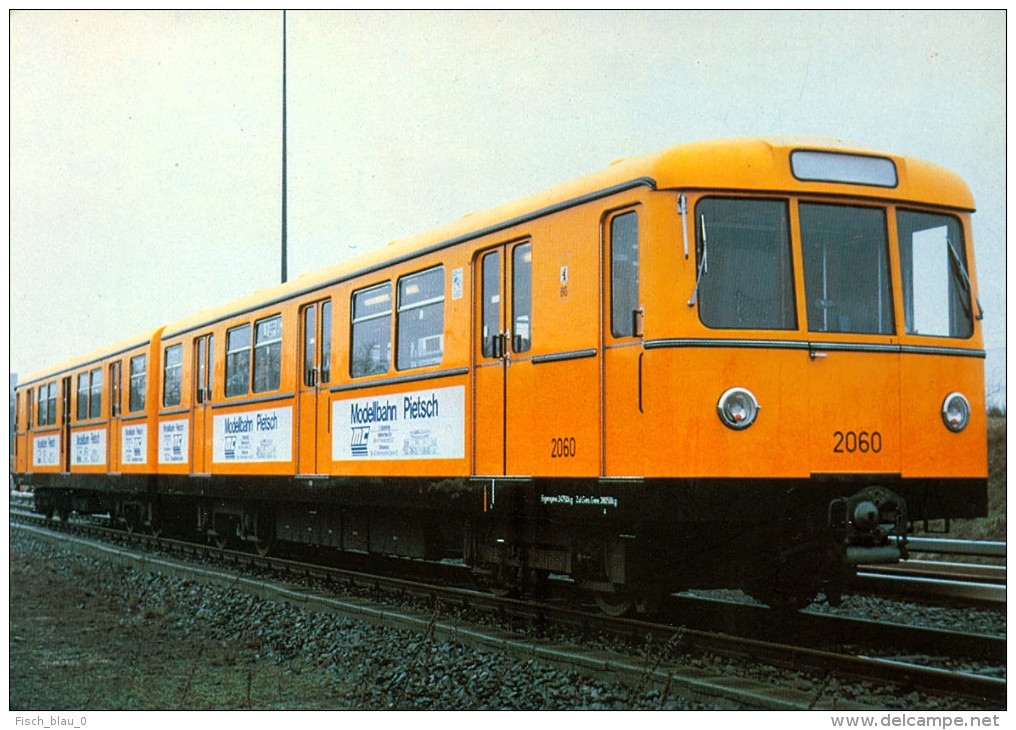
[897,210,973,338]
[800,203,894,335]
[694,197,796,330]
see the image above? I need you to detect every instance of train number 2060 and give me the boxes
[551,437,577,458]
[832,430,882,454]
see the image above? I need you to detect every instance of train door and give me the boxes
[192,334,213,473]
[61,377,71,472]
[474,246,509,475]
[474,242,536,475]
[602,208,643,476]
[799,202,901,475]
[108,361,123,471]
[297,300,332,474]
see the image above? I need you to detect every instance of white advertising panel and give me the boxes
[332,385,465,461]
[159,419,189,464]
[33,434,60,467]
[121,423,148,465]
[213,406,293,463]
[72,428,107,466]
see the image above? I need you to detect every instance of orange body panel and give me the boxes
[899,353,987,478]
[13,137,987,508]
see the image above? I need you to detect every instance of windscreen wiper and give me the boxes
[687,214,708,307]
[947,237,985,320]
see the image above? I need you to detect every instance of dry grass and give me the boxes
[945,416,1006,541]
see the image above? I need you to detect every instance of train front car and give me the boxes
[611,138,987,608]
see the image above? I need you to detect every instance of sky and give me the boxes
[8,10,1007,406]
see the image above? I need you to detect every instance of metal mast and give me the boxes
[281,10,288,284]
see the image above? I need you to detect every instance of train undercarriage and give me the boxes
[21,473,985,613]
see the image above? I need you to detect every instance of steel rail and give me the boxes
[10,511,1006,708]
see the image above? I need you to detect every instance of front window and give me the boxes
[897,210,973,338]
[800,203,894,335]
[695,198,796,330]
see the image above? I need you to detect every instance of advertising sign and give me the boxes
[213,406,293,463]
[332,385,465,461]
[72,428,106,466]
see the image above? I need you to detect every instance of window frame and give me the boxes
[896,208,974,340]
[350,281,393,378]
[88,367,102,419]
[129,354,147,413]
[693,196,797,331]
[799,201,895,336]
[396,266,446,371]
[76,373,89,421]
[163,343,184,407]
[608,209,640,338]
[252,314,283,394]
[225,323,252,398]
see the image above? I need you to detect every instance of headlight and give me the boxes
[941,392,971,432]
[717,387,760,430]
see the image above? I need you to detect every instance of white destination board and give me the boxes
[332,385,465,461]
[213,406,293,463]
[33,434,60,467]
[72,428,107,466]
[159,419,189,464]
[121,423,148,465]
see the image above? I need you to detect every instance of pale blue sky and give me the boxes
[9,10,1007,404]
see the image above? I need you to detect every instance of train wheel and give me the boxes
[253,535,274,557]
[57,502,72,522]
[595,593,635,617]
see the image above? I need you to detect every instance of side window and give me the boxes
[351,283,392,377]
[27,388,34,429]
[512,245,531,353]
[397,267,445,370]
[481,251,500,358]
[163,344,183,407]
[320,301,332,384]
[47,383,57,425]
[77,373,89,421]
[129,355,147,412]
[302,305,316,386]
[609,211,639,337]
[695,198,796,330]
[253,315,283,393]
[38,386,47,426]
[225,324,251,397]
[89,367,102,419]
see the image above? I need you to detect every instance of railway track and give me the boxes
[855,536,1007,605]
[10,508,1006,709]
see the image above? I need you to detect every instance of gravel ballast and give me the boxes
[9,530,706,710]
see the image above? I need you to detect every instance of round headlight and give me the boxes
[941,392,971,432]
[717,387,760,430]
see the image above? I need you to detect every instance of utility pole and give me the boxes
[281,10,288,284]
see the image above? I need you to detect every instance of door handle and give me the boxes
[809,350,828,360]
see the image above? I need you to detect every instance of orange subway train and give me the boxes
[12,137,988,611]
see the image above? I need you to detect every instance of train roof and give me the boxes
[17,136,977,377]
[160,137,974,340]
[18,327,164,389]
